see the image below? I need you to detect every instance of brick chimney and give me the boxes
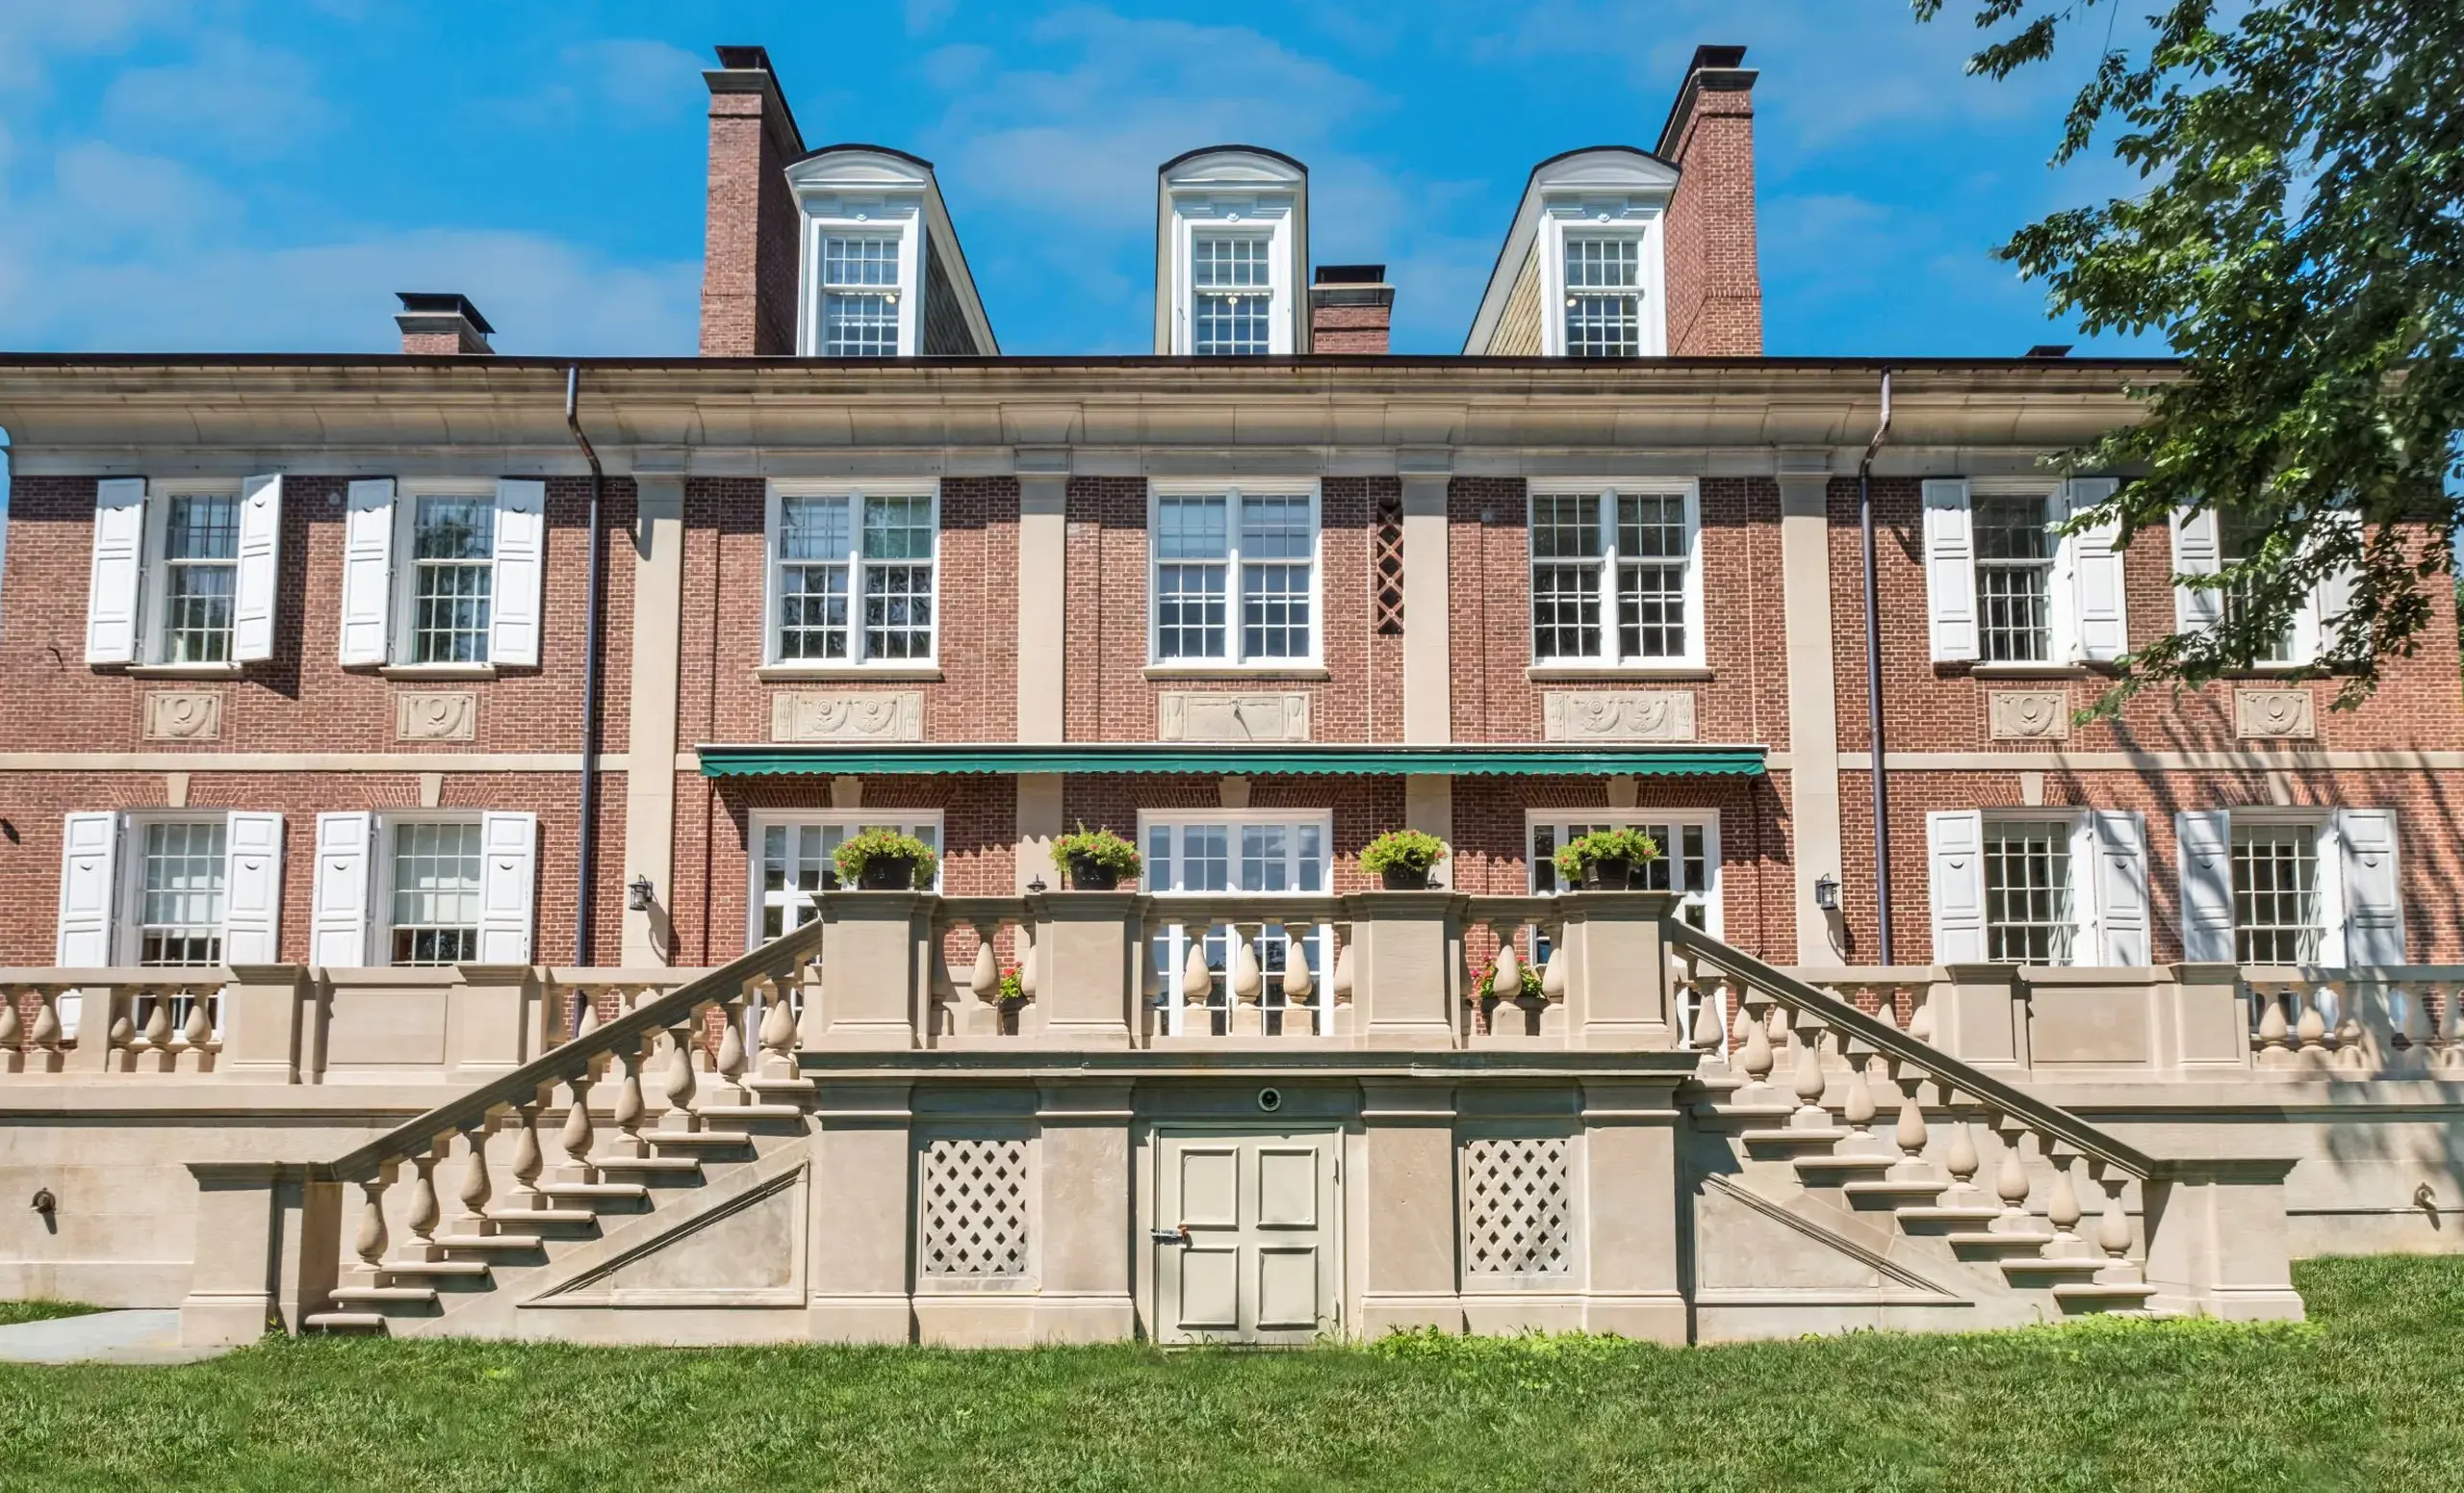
[395,292,493,354]
[1309,265,1393,353]
[700,44,806,356]
[1655,44,1761,356]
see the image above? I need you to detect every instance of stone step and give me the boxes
[488,1207,601,1228]
[330,1285,441,1305]
[1943,1229,2060,1253]
[591,1155,705,1175]
[542,1182,651,1203]
[1841,1179,1951,1206]
[1892,1205,2004,1229]
[302,1311,389,1333]
[649,1130,757,1150]
[1739,1127,1849,1149]
[2053,1282,2159,1311]
[378,1259,492,1280]
[436,1233,548,1254]
[1792,1155,1896,1181]
[2000,1255,2108,1280]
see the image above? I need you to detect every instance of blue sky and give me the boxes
[0,0,2161,360]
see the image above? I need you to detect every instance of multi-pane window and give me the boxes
[1974,494,2055,663]
[2220,509,2297,664]
[2233,823,2323,965]
[820,233,901,357]
[1528,815,1718,932]
[1151,489,1316,664]
[390,821,483,965]
[410,497,495,664]
[1562,236,1641,357]
[1529,487,1698,664]
[1142,813,1330,1037]
[137,820,225,965]
[770,491,937,663]
[159,495,239,663]
[1983,819,2075,965]
[754,815,942,940]
[1192,234,1272,355]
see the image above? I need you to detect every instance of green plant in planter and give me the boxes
[1476,958,1547,1002]
[1052,824,1141,889]
[1360,829,1449,888]
[998,965,1026,1003]
[832,827,938,890]
[1551,827,1660,888]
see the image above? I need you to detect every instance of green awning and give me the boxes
[696,743,1766,778]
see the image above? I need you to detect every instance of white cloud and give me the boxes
[558,38,706,126]
[919,43,992,90]
[101,33,327,156]
[0,1,174,92]
[905,0,960,37]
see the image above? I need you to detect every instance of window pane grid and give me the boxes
[391,822,483,966]
[2233,825,2323,965]
[1984,822,2074,965]
[2220,510,2297,663]
[821,235,901,358]
[774,495,936,663]
[162,495,239,663]
[1975,495,2053,663]
[1532,492,1690,663]
[1193,235,1272,355]
[139,820,225,966]
[1154,493,1310,663]
[411,498,494,665]
[1563,237,1640,357]
[1528,817,1717,951]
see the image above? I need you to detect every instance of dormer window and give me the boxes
[1562,235,1642,357]
[1156,147,1308,355]
[1464,148,1677,358]
[1192,233,1273,355]
[819,233,902,356]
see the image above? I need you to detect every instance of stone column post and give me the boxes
[818,893,935,1048]
[179,1162,341,1346]
[1559,890,1678,1048]
[1347,892,1464,1048]
[218,964,313,1083]
[449,964,548,1082]
[1033,1079,1136,1341]
[2142,1158,2306,1322]
[1578,1078,1689,1342]
[1934,963,2027,1069]
[1030,893,1140,1048]
[1357,1078,1461,1334]
[807,1079,914,1343]
[624,472,687,965]
[1776,454,1845,968]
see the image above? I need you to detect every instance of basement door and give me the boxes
[1154,1128,1341,1345]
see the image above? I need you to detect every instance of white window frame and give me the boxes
[374,811,490,967]
[1139,808,1334,1038]
[114,811,232,967]
[763,481,941,668]
[1524,810,1723,938]
[1169,199,1296,355]
[1536,209,1666,358]
[1527,479,1704,669]
[390,479,500,667]
[136,480,244,666]
[2221,809,2345,965]
[1187,229,1277,356]
[799,210,921,357]
[745,810,946,945]
[1969,480,2067,665]
[1978,811,2091,966]
[1146,481,1323,668]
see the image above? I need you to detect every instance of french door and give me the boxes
[1141,811,1334,1037]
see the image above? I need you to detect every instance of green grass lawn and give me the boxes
[0,1300,103,1328]
[4,1257,2462,1491]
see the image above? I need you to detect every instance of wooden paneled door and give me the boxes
[1154,1128,1342,1345]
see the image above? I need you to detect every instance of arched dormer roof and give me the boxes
[1154,146,1311,354]
[784,145,998,356]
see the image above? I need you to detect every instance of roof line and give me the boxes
[1157,142,1310,176]
[786,141,936,170]
[0,353,2182,371]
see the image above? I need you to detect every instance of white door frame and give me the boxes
[1145,1121,1345,1345]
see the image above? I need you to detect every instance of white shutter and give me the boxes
[476,811,539,963]
[2309,508,2362,664]
[231,474,283,662]
[2337,809,2405,965]
[85,478,147,664]
[338,479,397,665]
[2175,811,2237,964]
[1927,810,1987,964]
[1922,478,1978,661]
[2089,810,2149,965]
[56,811,119,965]
[489,478,547,667]
[310,812,373,967]
[2169,506,2223,633]
[221,811,285,965]
[2065,478,2128,661]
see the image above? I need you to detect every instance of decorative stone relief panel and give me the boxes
[1542,690,1695,742]
[2237,687,2316,740]
[771,690,924,744]
[141,691,222,742]
[395,691,476,742]
[1460,1136,1572,1275]
[1988,690,2071,741]
[1157,691,1311,743]
[920,1137,1029,1277]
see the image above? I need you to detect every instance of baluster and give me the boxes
[966,923,1003,1036]
[1230,923,1266,1036]
[611,1037,650,1155]
[661,1013,702,1129]
[0,990,18,1074]
[2333,985,2370,1072]
[139,993,171,1072]
[1181,940,1215,1023]
[1690,975,1727,1057]
[29,988,63,1073]
[1540,926,1567,1003]
[1016,923,1039,1002]
[1490,924,1522,1002]
[1282,932,1315,1038]
[708,991,750,1106]
[570,985,602,1043]
[2295,985,2330,1068]
[1840,1048,1878,1150]
[2092,1167,2143,1284]
[1789,1020,1830,1129]
[1887,1061,1933,1181]
[2442,984,2464,1073]
[556,1070,597,1184]
[405,1148,443,1261]
[1988,1115,2037,1235]
[349,1174,391,1284]
[1871,985,1900,1033]
[2393,987,2430,1071]
[452,1120,494,1235]
[508,1099,547,1212]
[1906,987,1936,1044]
[2256,981,2294,1067]
[2042,1147,2086,1258]
[761,971,802,1073]
[1330,936,1354,1002]
[1736,991,1776,1098]
[1942,1115,1984,1205]
[181,987,215,1069]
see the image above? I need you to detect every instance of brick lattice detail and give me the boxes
[921,1138,1030,1276]
[1372,486,1405,634]
[1460,1136,1572,1274]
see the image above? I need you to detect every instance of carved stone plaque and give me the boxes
[396,690,477,742]
[2237,687,2316,740]
[771,690,924,743]
[1157,691,1310,743]
[1988,690,2071,741]
[1543,690,1696,742]
[142,690,222,741]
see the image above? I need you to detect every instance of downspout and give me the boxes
[1859,369,1895,965]
[565,367,606,973]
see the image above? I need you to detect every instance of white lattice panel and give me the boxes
[1460,1136,1572,1274]
[921,1138,1030,1276]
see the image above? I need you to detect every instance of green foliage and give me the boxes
[830,828,937,889]
[998,966,1024,1003]
[1475,958,1548,1002]
[0,1259,2458,1489]
[1358,829,1449,876]
[1053,824,1141,884]
[0,1300,102,1327]
[1551,827,1660,885]
[1914,0,2464,711]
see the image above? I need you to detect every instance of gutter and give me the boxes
[565,367,606,971]
[1859,370,1894,965]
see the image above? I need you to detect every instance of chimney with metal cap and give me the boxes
[396,292,494,355]
[700,44,807,355]
[1655,44,1761,355]
[1309,265,1393,354]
